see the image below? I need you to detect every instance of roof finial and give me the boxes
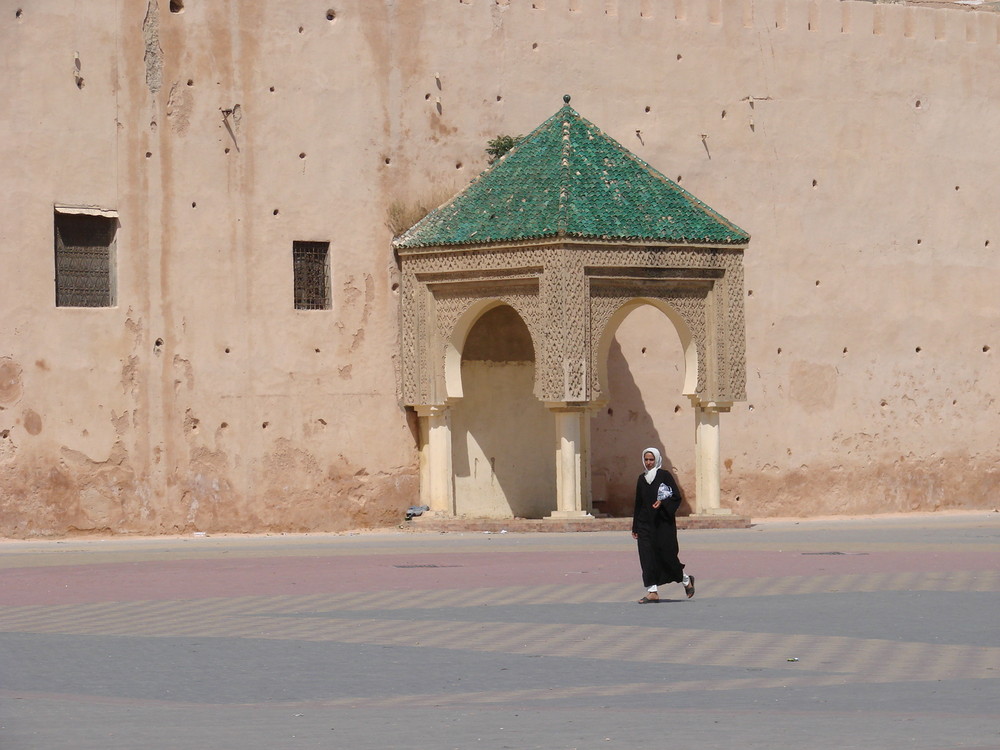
[563,94,571,104]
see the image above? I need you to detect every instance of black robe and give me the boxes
[632,468,685,587]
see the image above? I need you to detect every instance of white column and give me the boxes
[416,405,454,516]
[694,403,731,515]
[545,405,593,520]
[581,409,593,514]
[417,412,431,509]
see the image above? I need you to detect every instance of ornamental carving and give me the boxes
[397,241,746,408]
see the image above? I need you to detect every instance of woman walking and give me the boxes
[632,447,695,603]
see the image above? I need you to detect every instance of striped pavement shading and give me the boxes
[1,521,998,750]
[1,569,997,708]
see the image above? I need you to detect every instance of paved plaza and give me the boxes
[0,513,998,749]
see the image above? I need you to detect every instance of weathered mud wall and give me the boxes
[1,0,998,535]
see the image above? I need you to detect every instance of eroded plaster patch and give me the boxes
[338,274,375,354]
[22,409,42,436]
[0,358,23,405]
[251,439,417,532]
[173,355,194,393]
[180,446,234,532]
[166,82,193,135]
[143,0,163,95]
[0,440,144,537]
[121,356,140,397]
[723,455,1000,518]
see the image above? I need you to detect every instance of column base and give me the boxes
[416,509,454,519]
[544,510,595,520]
[690,508,734,517]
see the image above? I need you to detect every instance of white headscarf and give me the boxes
[642,447,662,484]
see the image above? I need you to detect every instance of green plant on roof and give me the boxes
[385,189,455,237]
[485,134,523,165]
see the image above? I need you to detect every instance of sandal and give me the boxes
[684,575,696,599]
[638,594,659,603]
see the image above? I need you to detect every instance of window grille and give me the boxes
[54,211,117,307]
[293,241,331,310]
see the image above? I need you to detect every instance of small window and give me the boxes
[54,209,117,307]
[293,241,330,310]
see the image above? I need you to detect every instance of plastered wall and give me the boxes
[1,0,997,535]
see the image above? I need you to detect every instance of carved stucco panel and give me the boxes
[399,266,423,403]
[556,249,589,401]
[725,261,747,400]
[401,246,553,405]
[399,242,746,406]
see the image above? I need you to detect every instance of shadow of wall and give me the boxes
[590,305,692,517]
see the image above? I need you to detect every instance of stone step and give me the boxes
[406,515,751,533]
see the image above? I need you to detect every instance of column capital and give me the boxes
[413,403,450,417]
[543,401,594,413]
[688,397,734,413]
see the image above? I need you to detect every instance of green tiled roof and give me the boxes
[393,99,749,249]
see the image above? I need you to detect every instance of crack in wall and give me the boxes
[143,0,163,95]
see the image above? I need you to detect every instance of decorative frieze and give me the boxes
[398,241,746,407]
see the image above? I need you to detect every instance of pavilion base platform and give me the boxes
[406,514,751,533]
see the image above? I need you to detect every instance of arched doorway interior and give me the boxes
[590,302,692,517]
[450,305,555,517]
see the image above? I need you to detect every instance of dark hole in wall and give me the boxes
[170,0,184,13]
